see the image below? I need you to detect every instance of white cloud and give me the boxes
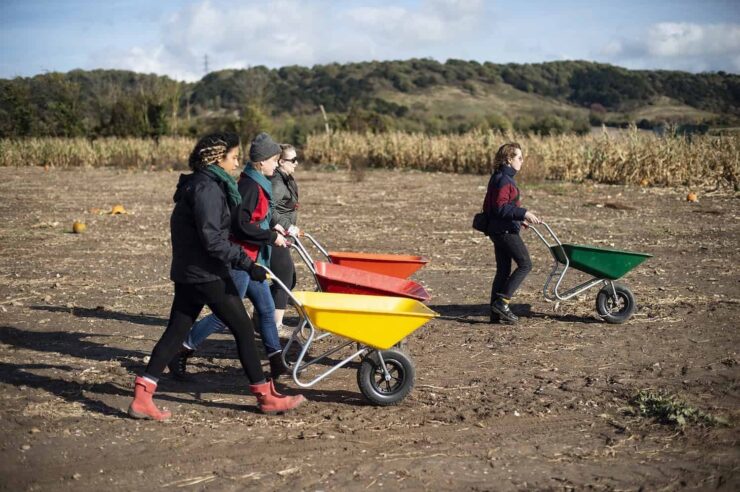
[93,0,486,81]
[344,0,483,44]
[602,22,740,72]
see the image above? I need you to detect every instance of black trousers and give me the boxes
[145,279,265,383]
[490,232,532,304]
[269,245,296,310]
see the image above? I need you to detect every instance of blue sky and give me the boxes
[1,0,739,81]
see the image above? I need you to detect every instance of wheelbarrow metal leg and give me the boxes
[376,351,392,382]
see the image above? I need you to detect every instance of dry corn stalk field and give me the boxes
[1,130,738,189]
[0,164,738,491]
[305,130,740,188]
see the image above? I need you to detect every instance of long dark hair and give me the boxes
[188,132,240,171]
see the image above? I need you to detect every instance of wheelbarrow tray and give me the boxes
[328,251,428,278]
[550,243,652,280]
[314,261,431,301]
[292,291,437,350]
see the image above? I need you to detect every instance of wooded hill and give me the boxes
[1,59,738,142]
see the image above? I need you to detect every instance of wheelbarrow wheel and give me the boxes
[596,283,636,324]
[357,349,415,406]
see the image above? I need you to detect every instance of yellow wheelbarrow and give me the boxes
[264,267,438,405]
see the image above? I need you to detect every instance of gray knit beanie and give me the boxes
[249,132,281,163]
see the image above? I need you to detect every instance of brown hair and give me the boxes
[493,142,521,171]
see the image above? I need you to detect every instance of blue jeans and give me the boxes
[187,269,281,355]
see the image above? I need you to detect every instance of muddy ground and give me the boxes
[0,166,738,491]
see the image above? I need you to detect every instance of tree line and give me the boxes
[1,59,738,143]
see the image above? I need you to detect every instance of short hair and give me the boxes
[493,142,521,171]
[188,132,240,171]
[279,144,296,160]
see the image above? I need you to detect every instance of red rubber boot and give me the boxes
[250,381,305,415]
[128,376,171,421]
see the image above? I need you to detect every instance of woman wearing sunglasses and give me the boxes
[270,144,301,335]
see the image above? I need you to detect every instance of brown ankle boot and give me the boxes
[128,376,171,421]
[249,381,305,415]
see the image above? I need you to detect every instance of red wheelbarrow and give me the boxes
[289,235,431,302]
[301,233,428,279]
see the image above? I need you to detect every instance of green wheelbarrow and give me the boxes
[529,222,652,324]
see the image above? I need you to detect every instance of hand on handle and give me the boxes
[273,234,288,248]
[524,211,542,225]
[247,264,267,282]
[236,257,267,282]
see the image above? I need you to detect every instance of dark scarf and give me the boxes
[203,165,241,208]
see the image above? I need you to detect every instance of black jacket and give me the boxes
[269,168,299,230]
[169,171,250,284]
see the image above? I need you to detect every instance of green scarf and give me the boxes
[204,165,241,208]
[243,163,274,266]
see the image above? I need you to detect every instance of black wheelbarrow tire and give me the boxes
[357,349,415,406]
[595,283,636,324]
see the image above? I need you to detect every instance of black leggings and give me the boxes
[145,279,264,383]
[269,245,296,310]
[490,232,532,303]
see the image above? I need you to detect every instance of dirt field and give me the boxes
[0,166,738,491]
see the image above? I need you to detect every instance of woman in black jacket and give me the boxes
[270,144,300,334]
[127,132,305,420]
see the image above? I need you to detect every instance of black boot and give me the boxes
[167,348,195,381]
[269,352,287,380]
[491,298,519,324]
[489,309,500,324]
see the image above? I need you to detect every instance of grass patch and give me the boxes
[625,389,729,428]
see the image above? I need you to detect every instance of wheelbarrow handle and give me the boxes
[260,265,305,311]
[528,221,563,249]
[301,233,332,262]
[286,236,325,292]
[288,235,316,273]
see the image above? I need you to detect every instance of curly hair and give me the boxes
[188,132,240,171]
[493,142,521,171]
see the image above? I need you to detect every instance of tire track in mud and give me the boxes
[0,412,599,489]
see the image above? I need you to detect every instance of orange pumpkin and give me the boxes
[72,221,87,233]
[686,192,698,202]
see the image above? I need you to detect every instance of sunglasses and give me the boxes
[281,157,298,164]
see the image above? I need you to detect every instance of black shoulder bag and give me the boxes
[472,210,488,234]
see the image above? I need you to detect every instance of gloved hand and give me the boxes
[287,225,300,237]
[247,263,267,282]
[236,257,267,282]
